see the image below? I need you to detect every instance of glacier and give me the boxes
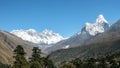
[11,29,64,44]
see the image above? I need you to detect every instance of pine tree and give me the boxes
[85,58,96,68]
[12,45,30,68]
[30,61,42,68]
[60,62,75,68]
[71,58,83,68]
[42,55,55,68]
[29,47,42,68]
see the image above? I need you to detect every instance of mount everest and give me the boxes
[11,29,64,45]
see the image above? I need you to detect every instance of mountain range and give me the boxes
[11,29,64,51]
[49,19,120,66]
[11,29,63,45]
[10,14,110,53]
[0,14,120,66]
[45,14,110,53]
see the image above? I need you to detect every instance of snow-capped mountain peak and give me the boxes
[11,29,64,44]
[41,29,55,36]
[96,14,108,24]
[80,14,110,36]
[44,14,110,52]
[27,29,37,33]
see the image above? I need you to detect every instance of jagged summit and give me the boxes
[46,14,110,52]
[96,14,108,24]
[42,29,53,34]
[83,14,109,36]
[27,29,37,33]
[11,29,64,44]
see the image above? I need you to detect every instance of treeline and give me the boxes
[1,45,120,68]
[12,45,56,68]
[59,53,120,68]
[0,45,56,68]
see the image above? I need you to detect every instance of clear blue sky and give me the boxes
[0,0,120,37]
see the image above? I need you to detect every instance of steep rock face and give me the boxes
[0,30,33,64]
[49,20,120,66]
[84,14,109,36]
[86,20,120,45]
[46,15,110,52]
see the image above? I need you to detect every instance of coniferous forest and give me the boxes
[0,45,120,68]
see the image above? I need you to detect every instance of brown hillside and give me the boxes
[0,30,33,64]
